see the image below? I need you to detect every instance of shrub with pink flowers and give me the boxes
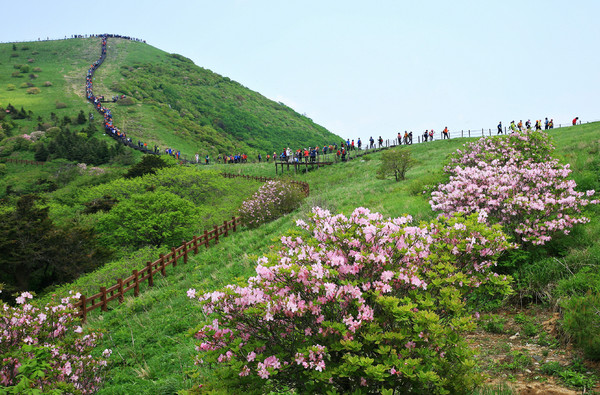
[239,179,304,228]
[430,129,598,245]
[189,207,513,393]
[0,291,111,394]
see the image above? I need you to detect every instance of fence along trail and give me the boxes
[74,173,309,322]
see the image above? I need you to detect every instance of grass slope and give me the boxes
[1,37,341,159]
[74,122,600,393]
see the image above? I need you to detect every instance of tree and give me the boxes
[96,191,200,248]
[376,148,417,181]
[0,195,109,298]
[124,155,169,178]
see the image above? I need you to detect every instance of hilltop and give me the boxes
[0,36,341,158]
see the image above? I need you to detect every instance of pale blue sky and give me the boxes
[2,0,599,141]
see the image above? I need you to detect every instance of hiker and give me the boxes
[544,117,549,130]
[429,130,434,141]
[443,127,449,139]
[397,132,402,145]
[497,122,503,134]
[572,117,579,125]
[195,153,199,163]
[357,138,362,150]
[258,153,262,162]
[423,130,428,142]
[370,136,374,149]
[205,155,209,165]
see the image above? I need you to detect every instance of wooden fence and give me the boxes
[221,172,310,197]
[1,158,45,166]
[74,216,240,322]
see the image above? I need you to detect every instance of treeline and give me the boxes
[0,104,129,166]
[0,194,110,301]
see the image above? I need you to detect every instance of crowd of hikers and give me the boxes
[496,117,567,135]
[86,35,579,168]
[86,34,184,160]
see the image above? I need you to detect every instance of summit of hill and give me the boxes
[0,36,341,157]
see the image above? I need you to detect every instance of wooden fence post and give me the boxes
[193,235,199,254]
[118,278,124,303]
[214,225,219,244]
[133,269,140,296]
[147,261,154,287]
[223,220,228,237]
[100,287,108,312]
[232,216,237,232]
[171,247,177,267]
[80,294,87,323]
[160,253,166,276]
[182,240,188,264]
[204,230,209,249]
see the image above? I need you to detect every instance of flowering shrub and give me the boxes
[0,291,111,393]
[189,207,513,393]
[430,130,598,245]
[239,180,304,228]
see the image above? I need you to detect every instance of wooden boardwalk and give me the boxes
[275,160,334,174]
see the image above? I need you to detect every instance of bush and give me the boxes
[189,208,513,393]
[26,87,40,95]
[55,101,67,109]
[431,129,599,246]
[43,81,52,87]
[239,179,304,228]
[96,191,200,248]
[561,292,600,360]
[6,84,16,91]
[117,97,136,106]
[33,67,42,72]
[0,292,111,393]
[376,148,417,181]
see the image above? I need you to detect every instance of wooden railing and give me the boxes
[221,172,310,197]
[2,158,45,166]
[74,216,240,322]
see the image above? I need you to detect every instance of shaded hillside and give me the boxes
[0,36,341,158]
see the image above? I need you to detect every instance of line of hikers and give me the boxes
[86,35,184,161]
[497,117,557,134]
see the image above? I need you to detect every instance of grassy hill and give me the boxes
[41,122,595,394]
[2,36,600,395]
[0,37,341,159]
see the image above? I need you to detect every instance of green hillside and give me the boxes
[2,36,600,395]
[25,122,593,394]
[0,37,341,159]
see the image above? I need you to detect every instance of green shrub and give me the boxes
[482,315,507,334]
[20,65,30,73]
[561,292,600,360]
[43,81,52,87]
[26,87,41,95]
[33,67,42,72]
[117,97,136,106]
[55,102,67,109]
[6,84,16,91]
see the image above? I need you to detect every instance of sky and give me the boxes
[2,0,599,141]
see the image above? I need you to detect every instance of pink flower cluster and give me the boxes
[430,129,598,245]
[0,291,111,393]
[239,180,303,227]
[189,207,512,389]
